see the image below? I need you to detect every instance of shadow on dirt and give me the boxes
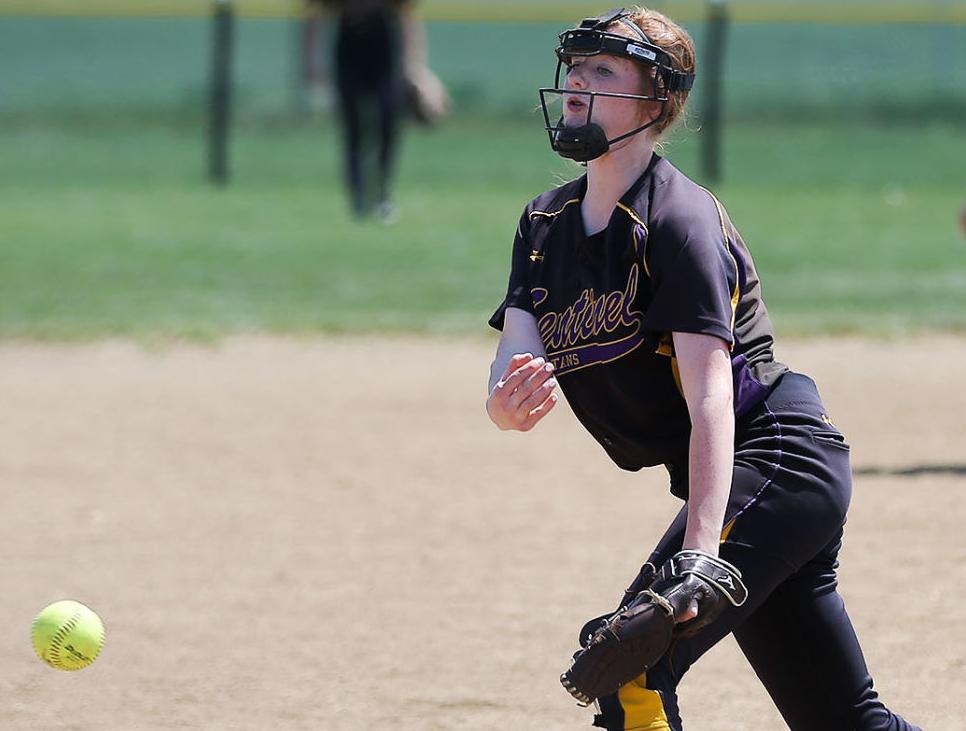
[853,464,966,478]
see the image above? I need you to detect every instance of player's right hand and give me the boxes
[486,353,558,431]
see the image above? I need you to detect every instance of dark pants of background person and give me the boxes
[594,373,921,731]
[334,10,404,216]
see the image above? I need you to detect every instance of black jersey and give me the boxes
[490,154,787,474]
[325,0,408,83]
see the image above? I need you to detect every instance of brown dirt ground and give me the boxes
[0,336,963,731]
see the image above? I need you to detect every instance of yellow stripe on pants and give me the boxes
[617,673,671,731]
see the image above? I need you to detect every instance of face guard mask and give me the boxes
[538,8,695,162]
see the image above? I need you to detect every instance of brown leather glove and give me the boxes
[560,550,747,705]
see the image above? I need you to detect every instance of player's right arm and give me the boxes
[486,307,558,431]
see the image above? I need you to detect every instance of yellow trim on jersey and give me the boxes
[617,673,672,731]
[700,188,741,340]
[615,202,648,232]
[662,341,692,402]
[670,356,685,401]
[720,517,737,542]
[529,198,580,221]
[655,333,674,358]
[616,202,652,277]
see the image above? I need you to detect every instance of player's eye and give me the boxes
[596,65,613,77]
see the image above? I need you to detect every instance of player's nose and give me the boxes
[565,66,588,91]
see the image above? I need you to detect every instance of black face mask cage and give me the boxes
[551,57,666,103]
[538,86,663,163]
[537,8,695,162]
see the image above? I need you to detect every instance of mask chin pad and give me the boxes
[552,123,610,162]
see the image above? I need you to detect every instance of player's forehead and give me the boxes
[558,21,654,72]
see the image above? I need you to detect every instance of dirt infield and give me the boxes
[1,336,963,731]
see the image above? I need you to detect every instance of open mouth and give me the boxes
[565,97,587,112]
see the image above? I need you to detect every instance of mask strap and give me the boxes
[590,8,651,44]
[616,15,652,46]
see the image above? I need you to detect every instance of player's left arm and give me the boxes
[397,0,449,121]
[672,331,734,557]
[558,332,740,702]
[397,1,423,74]
[664,331,735,623]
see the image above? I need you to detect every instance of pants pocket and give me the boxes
[808,428,851,451]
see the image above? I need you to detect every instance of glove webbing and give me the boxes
[631,589,674,618]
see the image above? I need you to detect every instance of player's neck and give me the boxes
[582,136,655,236]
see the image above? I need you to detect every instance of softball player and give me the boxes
[322,0,409,222]
[486,8,921,730]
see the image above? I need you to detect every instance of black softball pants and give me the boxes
[594,373,920,731]
[334,19,403,216]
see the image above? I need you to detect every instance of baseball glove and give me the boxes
[405,68,449,125]
[560,550,748,705]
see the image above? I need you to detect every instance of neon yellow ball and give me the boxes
[31,600,105,671]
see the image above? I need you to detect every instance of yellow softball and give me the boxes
[31,600,105,671]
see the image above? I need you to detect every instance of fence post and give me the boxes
[701,0,729,184]
[209,0,235,185]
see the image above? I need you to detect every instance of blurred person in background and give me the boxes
[301,0,334,112]
[313,0,448,223]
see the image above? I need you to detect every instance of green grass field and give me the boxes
[2,17,964,339]
[2,118,963,339]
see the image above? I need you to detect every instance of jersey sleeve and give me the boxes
[488,209,534,331]
[642,206,739,346]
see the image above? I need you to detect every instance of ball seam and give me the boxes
[47,610,84,670]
